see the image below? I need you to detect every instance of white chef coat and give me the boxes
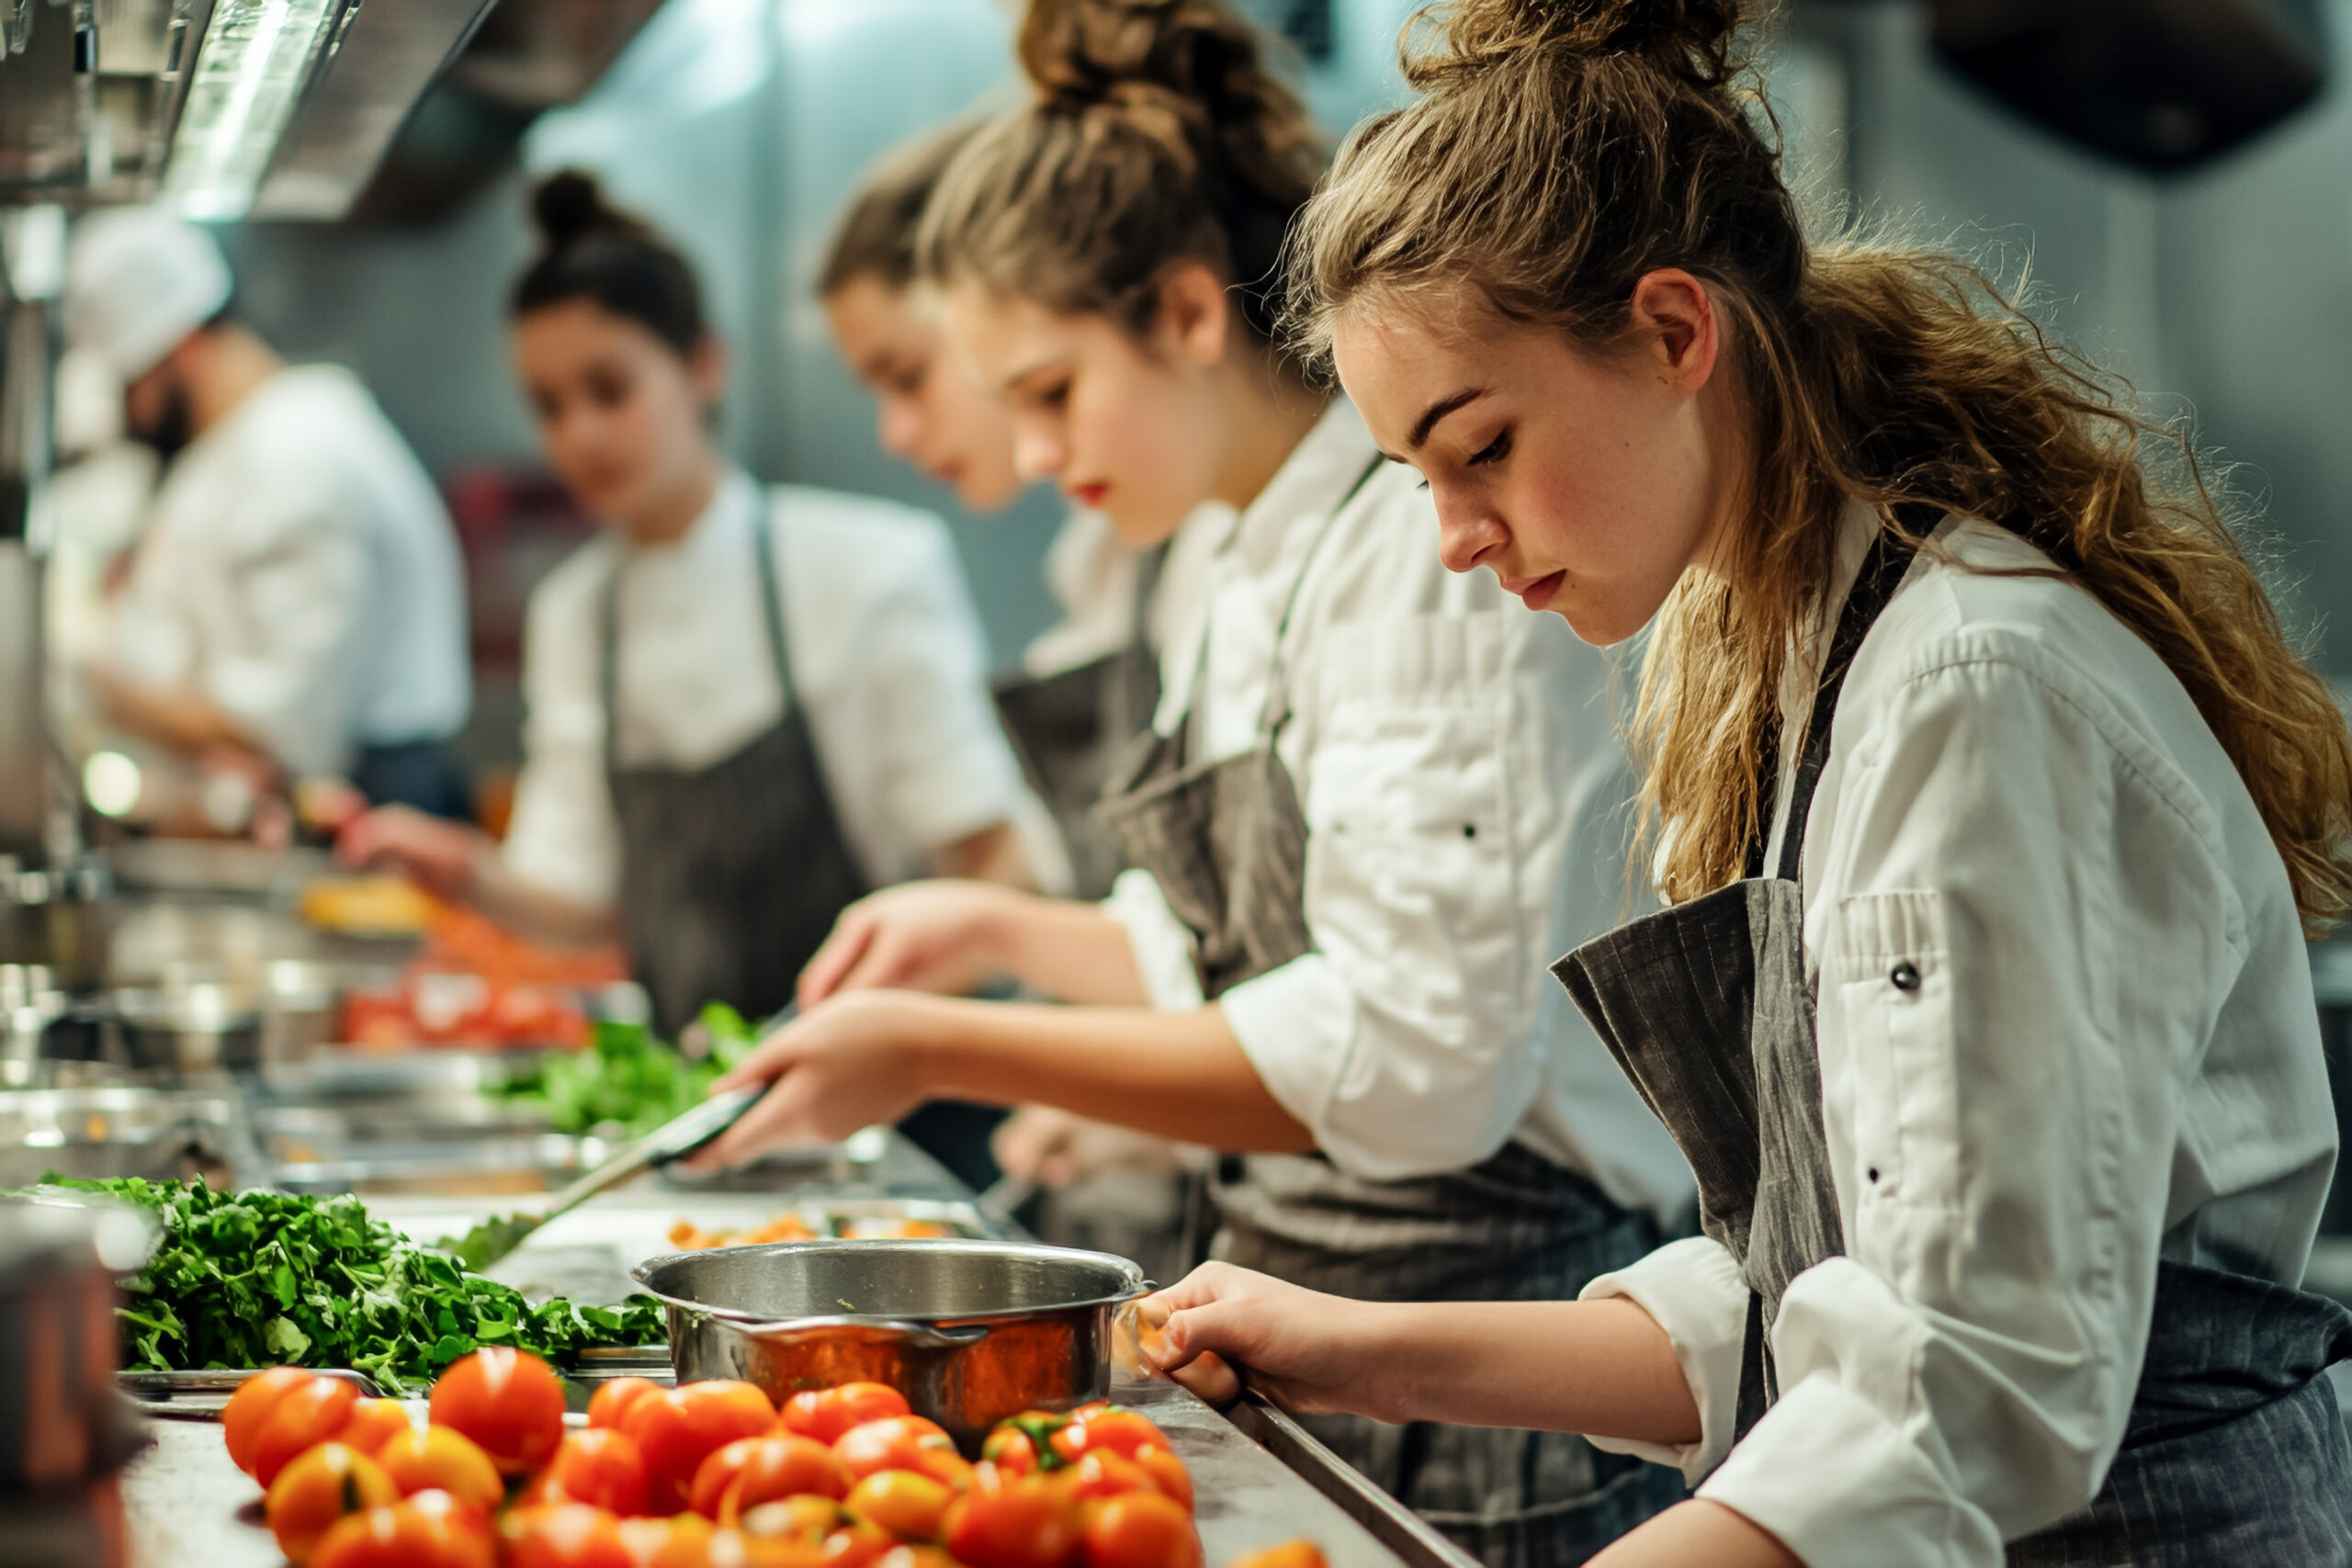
[503,470,1037,908]
[1104,400,1693,1223]
[1580,503,2339,1567]
[1021,505,1222,678]
[107,365,470,775]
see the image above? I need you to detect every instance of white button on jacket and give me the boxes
[1581,504,2339,1567]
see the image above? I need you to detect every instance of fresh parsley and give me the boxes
[493,1005,760,1139]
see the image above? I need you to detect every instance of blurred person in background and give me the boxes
[64,208,474,823]
[343,174,1043,1058]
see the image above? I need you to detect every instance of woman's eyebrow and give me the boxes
[1409,386,1490,448]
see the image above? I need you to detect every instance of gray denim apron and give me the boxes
[602,512,869,1038]
[1555,525,2352,1564]
[992,547,1165,900]
[1097,457,1682,1567]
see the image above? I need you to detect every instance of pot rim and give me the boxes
[628,1237,1151,1328]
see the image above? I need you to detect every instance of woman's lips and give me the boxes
[1068,483,1108,510]
[1500,570,1566,612]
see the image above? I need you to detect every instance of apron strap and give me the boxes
[1256,450,1389,737]
[1747,508,1930,883]
[599,491,797,773]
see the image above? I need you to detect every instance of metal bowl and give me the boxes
[110,984,263,1073]
[0,1086,258,1190]
[630,1239,1148,1448]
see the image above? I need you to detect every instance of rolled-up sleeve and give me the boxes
[1216,611,1563,1181]
[1578,1235,1752,1482]
[1693,650,2240,1567]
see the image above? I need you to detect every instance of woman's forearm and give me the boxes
[920,998,1313,1152]
[1363,1297,1701,1443]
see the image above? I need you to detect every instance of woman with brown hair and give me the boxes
[694,0,1693,1557]
[1142,1,2352,1563]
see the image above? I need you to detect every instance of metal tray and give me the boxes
[270,1132,619,1194]
[118,1367,385,1419]
[1226,1390,1479,1568]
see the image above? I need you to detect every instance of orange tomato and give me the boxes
[778,1382,910,1445]
[254,1375,363,1489]
[844,1468,956,1540]
[875,1550,964,1568]
[1080,1495,1200,1568]
[733,1499,892,1568]
[694,1433,854,1519]
[500,1503,639,1568]
[376,1425,505,1515]
[623,1379,780,1514]
[615,1511,717,1568]
[1066,1451,1158,1505]
[308,1491,496,1568]
[833,1416,966,1486]
[265,1441,400,1563]
[335,1398,414,1457]
[1221,1545,1326,1568]
[222,1367,315,1476]
[1049,1409,1166,1467]
[589,1376,665,1433]
[528,1427,650,1517]
[1130,1448,1191,1513]
[429,1347,568,1477]
[942,1474,1083,1568]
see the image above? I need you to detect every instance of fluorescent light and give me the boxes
[160,0,341,220]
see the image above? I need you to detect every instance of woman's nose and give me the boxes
[1436,493,1508,576]
[1012,424,1066,482]
[878,398,922,459]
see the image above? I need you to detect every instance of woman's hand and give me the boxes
[336,805,488,902]
[994,1105,1183,1188]
[797,881,1024,1008]
[1140,1263,1398,1421]
[686,991,945,1168]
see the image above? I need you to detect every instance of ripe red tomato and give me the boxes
[622,1379,778,1514]
[692,1433,853,1518]
[265,1441,400,1563]
[833,1416,965,1485]
[500,1503,638,1568]
[1080,1494,1201,1568]
[844,1468,956,1540]
[527,1427,650,1517]
[335,1399,414,1458]
[1067,1451,1158,1505]
[1049,1409,1166,1467]
[943,1474,1083,1568]
[614,1512,716,1568]
[429,1348,567,1476]
[254,1375,363,1489]
[588,1376,665,1433]
[1130,1448,1191,1513]
[223,1368,318,1476]
[777,1382,910,1445]
[376,1426,504,1515]
[308,1492,496,1568]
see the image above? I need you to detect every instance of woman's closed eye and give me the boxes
[1466,428,1512,468]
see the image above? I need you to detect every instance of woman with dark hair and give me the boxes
[1141,2,2352,1564]
[343,174,1043,1039]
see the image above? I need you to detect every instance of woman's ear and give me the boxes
[1629,269,1720,392]
[1153,261,1236,369]
[692,334,731,409]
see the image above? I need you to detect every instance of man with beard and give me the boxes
[64,208,472,820]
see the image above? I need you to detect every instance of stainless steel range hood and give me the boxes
[0,0,501,220]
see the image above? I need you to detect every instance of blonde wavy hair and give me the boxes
[1290,0,2352,931]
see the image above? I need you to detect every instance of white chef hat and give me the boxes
[64,208,233,383]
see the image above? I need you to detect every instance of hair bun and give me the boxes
[531,170,628,249]
[1420,0,1746,90]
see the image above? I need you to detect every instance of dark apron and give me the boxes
[1097,457,1683,1567]
[602,512,869,1039]
[1554,525,2352,1564]
[993,547,1166,901]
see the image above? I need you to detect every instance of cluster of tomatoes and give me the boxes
[218,1349,1323,1568]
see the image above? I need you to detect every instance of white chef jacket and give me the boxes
[1581,503,2340,1566]
[1104,401,1693,1223]
[503,470,1037,908]
[1021,505,1222,679]
[107,365,470,775]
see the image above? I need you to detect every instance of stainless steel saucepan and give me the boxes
[630,1239,1148,1448]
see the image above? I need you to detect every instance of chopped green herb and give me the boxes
[34,1175,665,1394]
[494,1005,760,1138]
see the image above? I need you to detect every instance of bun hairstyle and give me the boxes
[916,0,1324,344]
[512,171,707,358]
[820,122,982,299]
[1294,0,2352,931]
